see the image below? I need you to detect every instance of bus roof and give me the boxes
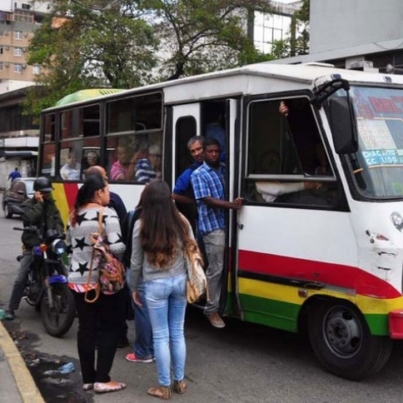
[43,63,403,112]
[54,88,126,107]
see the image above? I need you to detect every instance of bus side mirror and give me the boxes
[329,97,358,154]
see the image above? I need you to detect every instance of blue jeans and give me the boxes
[133,283,154,359]
[144,274,187,387]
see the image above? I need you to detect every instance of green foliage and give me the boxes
[24,0,277,118]
[24,0,158,117]
[125,0,273,79]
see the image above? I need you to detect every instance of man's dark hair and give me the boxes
[203,137,220,150]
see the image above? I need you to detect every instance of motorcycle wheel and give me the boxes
[40,284,75,337]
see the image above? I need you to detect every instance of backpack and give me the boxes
[184,240,209,304]
[85,208,126,303]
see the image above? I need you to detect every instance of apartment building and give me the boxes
[0,1,50,94]
[0,1,50,187]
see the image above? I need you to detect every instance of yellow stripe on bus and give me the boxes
[238,277,403,315]
[52,183,71,229]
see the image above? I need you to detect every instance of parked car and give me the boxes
[2,178,35,218]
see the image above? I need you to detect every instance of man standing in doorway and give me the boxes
[172,136,205,233]
[191,138,243,329]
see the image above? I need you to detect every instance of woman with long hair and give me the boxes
[130,180,194,400]
[67,174,126,393]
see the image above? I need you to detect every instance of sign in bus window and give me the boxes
[349,86,403,198]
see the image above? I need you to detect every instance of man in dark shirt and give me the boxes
[5,177,64,320]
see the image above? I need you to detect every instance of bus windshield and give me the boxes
[349,86,403,198]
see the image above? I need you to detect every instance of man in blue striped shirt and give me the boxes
[191,138,243,329]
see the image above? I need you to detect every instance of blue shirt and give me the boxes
[8,170,22,181]
[191,162,225,235]
[173,161,202,196]
[135,158,156,183]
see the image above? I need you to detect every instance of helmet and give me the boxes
[33,177,53,192]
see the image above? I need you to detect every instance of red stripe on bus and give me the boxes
[64,183,79,211]
[238,250,401,299]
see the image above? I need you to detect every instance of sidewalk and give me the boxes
[0,320,44,403]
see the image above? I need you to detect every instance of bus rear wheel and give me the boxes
[308,299,392,380]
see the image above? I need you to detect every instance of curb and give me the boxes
[0,321,44,403]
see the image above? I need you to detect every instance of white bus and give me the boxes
[39,63,403,380]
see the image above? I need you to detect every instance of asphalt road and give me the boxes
[1,211,403,402]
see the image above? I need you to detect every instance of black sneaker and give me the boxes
[5,310,15,321]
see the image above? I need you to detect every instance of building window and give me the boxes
[14,64,22,73]
[0,62,3,71]
[0,31,3,36]
[14,47,23,57]
[14,30,23,40]
[14,11,33,23]
[254,11,292,54]
[0,47,3,54]
[33,65,41,75]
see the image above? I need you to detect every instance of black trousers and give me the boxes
[72,289,125,384]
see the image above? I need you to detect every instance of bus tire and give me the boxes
[308,299,392,380]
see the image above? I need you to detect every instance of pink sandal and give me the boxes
[94,381,126,393]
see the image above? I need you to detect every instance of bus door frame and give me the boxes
[224,98,243,318]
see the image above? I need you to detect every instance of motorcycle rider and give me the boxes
[5,177,64,321]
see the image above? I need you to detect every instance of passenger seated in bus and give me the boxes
[60,150,81,181]
[81,151,99,178]
[135,144,160,183]
[110,146,137,181]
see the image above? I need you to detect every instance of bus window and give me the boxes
[40,143,56,177]
[107,93,163,134]
[106,133,163,183]
[60,104,100,139]
[40,114,56,176]
[44,113,56,142]
[246,97,337,206]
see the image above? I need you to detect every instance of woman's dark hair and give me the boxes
[70,174,106,226]
[139,179,192,268]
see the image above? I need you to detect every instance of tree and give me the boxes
[24,0,158,117]
[290,0,310,56]
[136,0,273,80]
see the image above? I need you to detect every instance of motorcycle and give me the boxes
[13,226,75,337]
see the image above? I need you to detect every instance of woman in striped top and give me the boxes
[67,174,126,394]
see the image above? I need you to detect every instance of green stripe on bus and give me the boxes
[227,294,389,336]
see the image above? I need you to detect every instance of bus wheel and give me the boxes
[308,299,392,380]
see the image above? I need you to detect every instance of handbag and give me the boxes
[85,207,126,303]
[184,240,209,304]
